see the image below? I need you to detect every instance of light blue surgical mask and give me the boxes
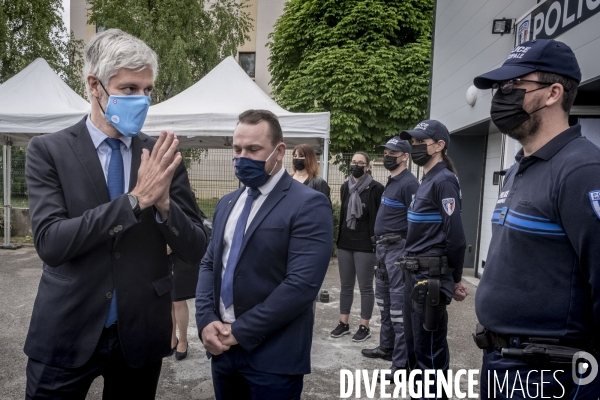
[97,80,151,137]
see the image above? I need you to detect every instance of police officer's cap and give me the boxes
[473,39,581,89]
[400,120,450,149]
[378,136,411,153]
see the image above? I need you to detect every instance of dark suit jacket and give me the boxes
[195,171,333,375]
[24,117,207,368]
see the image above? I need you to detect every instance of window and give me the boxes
[239,52,256,78]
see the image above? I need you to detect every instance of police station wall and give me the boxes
[429,0,536,133]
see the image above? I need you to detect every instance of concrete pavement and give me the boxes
[0,247,481,399]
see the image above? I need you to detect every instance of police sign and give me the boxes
[524,0,600,41]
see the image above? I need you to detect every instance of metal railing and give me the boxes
[1,148,423,223]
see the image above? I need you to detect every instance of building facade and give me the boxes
[430,0,600,276]
[69,0,286,95]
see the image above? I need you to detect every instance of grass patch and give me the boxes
[197,198,220,220]
[0,235,33,244]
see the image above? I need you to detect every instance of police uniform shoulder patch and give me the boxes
[442,198,455,216]
[589,190,600,220]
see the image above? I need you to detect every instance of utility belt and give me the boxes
[395,255,452,277]
[473,323,594,364]
[371,231,406,245]
[372,232,407,283]
[395,255,452,332]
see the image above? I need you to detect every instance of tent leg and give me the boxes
[2,140,20,250]
[322,139,330,183]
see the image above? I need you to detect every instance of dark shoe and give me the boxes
[330,321,350,338]
[379,364,409,382]
[361,345,393,361]
[167,338,178,357]
[175,343,188,360]
[352,325,371,342]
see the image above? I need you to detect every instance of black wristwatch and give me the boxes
[127,193,143,217]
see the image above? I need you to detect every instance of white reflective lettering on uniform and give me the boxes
[497,190,510,204]
[442,198,456,216]
[589,190,600,219]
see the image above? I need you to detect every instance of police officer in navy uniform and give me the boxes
[361,137,419,379]
[397,120,468,399]
[473,39,600,399]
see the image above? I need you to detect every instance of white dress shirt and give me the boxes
[86,116,132,191]
[87,117,166,223]
[220,166,286,323]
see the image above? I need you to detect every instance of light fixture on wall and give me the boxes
[492,19,512,35]
[466,85,478,106]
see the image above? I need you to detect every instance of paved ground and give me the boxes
[0,246,481,399]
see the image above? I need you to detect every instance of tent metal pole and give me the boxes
[322,138,330,183]
[3,141,10,246]
[2,138,19,250]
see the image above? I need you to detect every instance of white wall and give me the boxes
[430,0,537,132]
[255,0,286,95]
[478,131,502,275]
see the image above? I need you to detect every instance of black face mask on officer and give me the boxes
[490,88,547,134]
[349,165,365,178]
[410,144,434,167]
[383,154,404,171]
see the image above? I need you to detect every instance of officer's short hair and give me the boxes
[238,110,283,148]
[536,72,578,114]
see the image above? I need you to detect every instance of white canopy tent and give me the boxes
[0,58,91,146]
[0,58,90,248]
[143,56,331,176]
[0,57,330,247]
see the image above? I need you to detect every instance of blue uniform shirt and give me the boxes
[476,124,600,341]
[404,161,466,284]
[374,169,419,235]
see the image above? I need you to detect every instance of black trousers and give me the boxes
[26,324,162,400]
[211,345,304,400]
[404,271,450,400]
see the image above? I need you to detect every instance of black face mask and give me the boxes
[410,144,432,167]
[349,165,365,178]
[292,158,305,171]
[490,88,547,133]
[383,155,402,171]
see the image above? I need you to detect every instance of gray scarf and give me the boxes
[346,174,373,230]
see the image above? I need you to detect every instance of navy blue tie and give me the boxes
[104,137,124,327]
[221,187,261,309]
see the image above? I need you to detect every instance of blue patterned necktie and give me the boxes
[221,187,261,309]
[104,137,124,327]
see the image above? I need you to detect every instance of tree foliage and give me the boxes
[268,0,433,154]
[0,0,85,94]
[88,0,252,103]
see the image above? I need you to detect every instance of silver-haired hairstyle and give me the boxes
[83,28,159,100]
